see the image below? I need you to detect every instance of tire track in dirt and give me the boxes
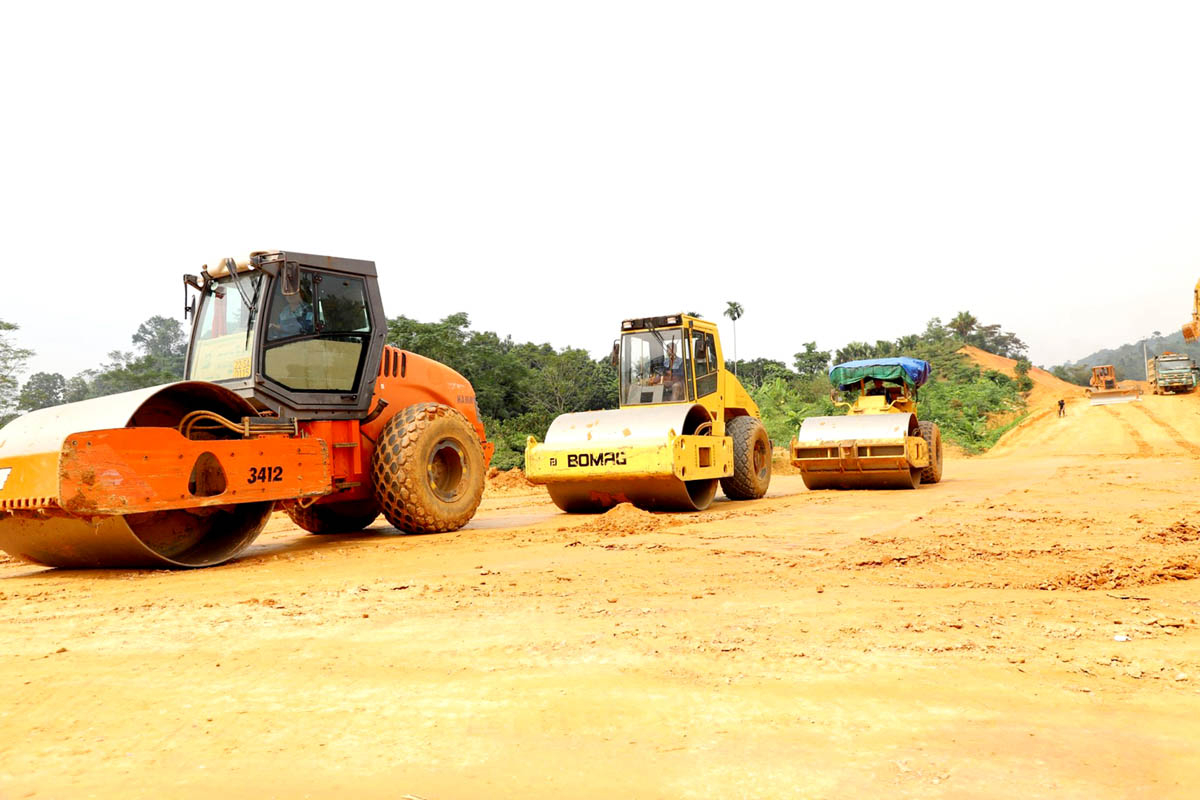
[1129,402,1200,457]
[1100,405,1153,456]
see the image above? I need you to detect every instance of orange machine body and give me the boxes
[0,250,495,569]
[297,345,493,508]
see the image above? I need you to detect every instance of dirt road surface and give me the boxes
[3,377,1200,797]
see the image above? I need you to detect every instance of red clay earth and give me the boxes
[1,355,1198,798]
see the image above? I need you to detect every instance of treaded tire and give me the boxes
[720,416,772,500]
[371,403,485,533]
[285,499,380,535]
[918,420,943,485]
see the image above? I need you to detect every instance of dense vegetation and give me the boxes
[0,309,1031,461]
[1049,329,1199,386]
[736,314,1030,454]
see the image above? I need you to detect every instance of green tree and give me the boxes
[834,341,876,364]
[523,347,615,416]
[723,301,743,376]
[948,311,978,339]
[730,358,794,390]
[17,372,66,412]
[58,315,191,403]
[132,315,188,375]
[792,342,830,379]
[0,320,34,424]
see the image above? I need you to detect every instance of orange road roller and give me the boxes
[0,251,493,568]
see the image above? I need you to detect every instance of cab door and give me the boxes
[252,252,386,420]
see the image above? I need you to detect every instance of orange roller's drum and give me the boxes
[0,382,329,568]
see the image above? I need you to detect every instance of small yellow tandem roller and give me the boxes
[526,313,771,512]
[791,357,943,491]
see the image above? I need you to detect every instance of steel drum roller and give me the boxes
[527,404,726,512]
[0,383,274,568]
[792,412,924,490]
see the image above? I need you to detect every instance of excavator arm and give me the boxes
[1184,279,1200,342]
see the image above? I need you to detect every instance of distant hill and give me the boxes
[1054,330,1200,385]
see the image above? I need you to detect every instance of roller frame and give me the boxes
[790,412,930,490]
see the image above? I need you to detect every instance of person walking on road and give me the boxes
[1057,398,1066,417]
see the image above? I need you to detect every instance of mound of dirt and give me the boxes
[772,447,800,476]
[573,502,677,535]
[1049,559,1200,590]
[1142,521,1200,544]
[486,467,538,492]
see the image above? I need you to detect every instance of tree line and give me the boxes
[0,309,1032,462]
[728,315,1030,453]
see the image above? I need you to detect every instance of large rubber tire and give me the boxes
[918,420,943,485]
[720,416,772,500]
[285,499,380,535]
[371,403,485,534]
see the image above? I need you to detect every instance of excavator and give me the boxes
[525,313,771,512]
[0,251,492,568]
[790,357,943,490]
[1184,278,1200,342]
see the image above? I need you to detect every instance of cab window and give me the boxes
[693,331,719,397]
[188,275,257,381]
[263,271,372,392]
[620,328,694,404]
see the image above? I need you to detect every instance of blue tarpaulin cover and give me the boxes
[828,357,932,389]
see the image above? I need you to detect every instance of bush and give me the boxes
[750,376,836,445]
[482,411,555,471]
[918,373,1025,453]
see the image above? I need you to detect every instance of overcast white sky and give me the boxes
[3,1,1198,381]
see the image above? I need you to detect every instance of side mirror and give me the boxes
[282,262,301,296]
[610,339,620,369]
[182,274,205,319]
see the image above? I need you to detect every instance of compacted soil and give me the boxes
[3,383,1200,798]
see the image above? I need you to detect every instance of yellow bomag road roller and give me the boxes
[525,313,771,512]
[790,357,943,490]
[0,251,493,569]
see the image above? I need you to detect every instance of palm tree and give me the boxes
[948,311,978,340]
[724,301,744,376]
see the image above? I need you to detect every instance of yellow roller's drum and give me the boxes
[792,412,928,490]
[525,404,733,512]
[0,383,276,568]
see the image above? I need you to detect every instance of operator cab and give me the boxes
[618,314,721,407]
[184,250,387,420]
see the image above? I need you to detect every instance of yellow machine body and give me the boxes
[525,314,768,512]
[1086,364,1141,406]
[1183,279,1200,342]
[790,381,937,490]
